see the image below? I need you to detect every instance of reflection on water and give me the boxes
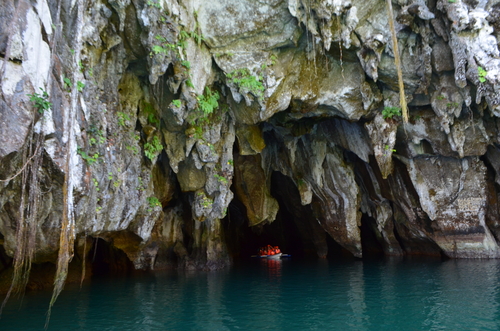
[2,258,500,330]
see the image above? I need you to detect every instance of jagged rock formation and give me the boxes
[1,0,500,289]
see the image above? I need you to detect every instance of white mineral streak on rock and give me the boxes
[23,8,50,91]
[35,0,53,36]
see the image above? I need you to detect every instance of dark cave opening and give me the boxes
[0,233,12,273]
[359,214,385,258]
[224,170,387,261]
[88,238,134,277]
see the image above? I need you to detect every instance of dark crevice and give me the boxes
[88,238,134,277]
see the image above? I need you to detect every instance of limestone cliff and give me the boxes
[1,0,500,288]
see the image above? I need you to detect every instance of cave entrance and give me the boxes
[88,237,134,277]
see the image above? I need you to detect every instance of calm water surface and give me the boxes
[1,258,500,330]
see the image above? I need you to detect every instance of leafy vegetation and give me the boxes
[384,145,396,153]
[197,192,213,208]
[27,88,52,114]
[137,176,146,191]
[88,125,106,145]
[197,87,220,116]
[147,196,162,212]
[171,99,181,107]
[226,68,265,98]
[143,102,159,125]
[382,106,402,120]
[63,76,71,90]
[77,81,85,92]
[478,66,487,83]
[270,54,277,65]
[144,136,163,161]
[214,174,228,184]
[77,148,100,165]
[92,178,100,191]
[186,79,195,88]
[146,0,162,9]
[117,112,130,127]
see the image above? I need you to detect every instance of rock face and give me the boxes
[1,0,500,286]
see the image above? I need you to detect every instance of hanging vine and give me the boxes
[46,0,87,326]
[385,0,408,123]
[0,0,46,316]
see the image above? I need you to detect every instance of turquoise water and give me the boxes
[2,257,500,330]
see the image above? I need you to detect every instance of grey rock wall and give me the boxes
[1,0,500,284]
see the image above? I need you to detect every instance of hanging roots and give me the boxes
[46,0,87,327]
[0,131,44,315]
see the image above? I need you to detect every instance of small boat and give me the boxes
[252,245,290,259]
[266,253,282,260]
[252,253,291,259]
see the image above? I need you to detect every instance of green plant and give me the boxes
[117,112,130,127]
[147,196,162,211]
[179,30,190,41]
[88,125,106,145]
[191,31,204,45]
[226,68,265,98]
[436,94,446,100]
[198,192,213,208]
[214,174,228,184]
[144,136,163,160]
[27,88,52,114]
[447,102,460,108]
[270,54,277,65]
[448,0,456,3]
[143,102,159,125]
[137,176,146,191]
[171,99,181,107]
[78,148,99,165]
[227,159,234,166]
[382,106,402,120]
[197,87,220,116]
[478,66,487,83]
[92,178,100,191]
[113,180,121,188]
[77,81,85,92]
[146,0,162,9]
[181,60,191,69]
[384,145,396,152]
[186,79,195,88]
[63,76,71,90]
[126,144,139,155]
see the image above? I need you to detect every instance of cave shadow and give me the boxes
[87,237,135,278]
[224,171,361,262]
